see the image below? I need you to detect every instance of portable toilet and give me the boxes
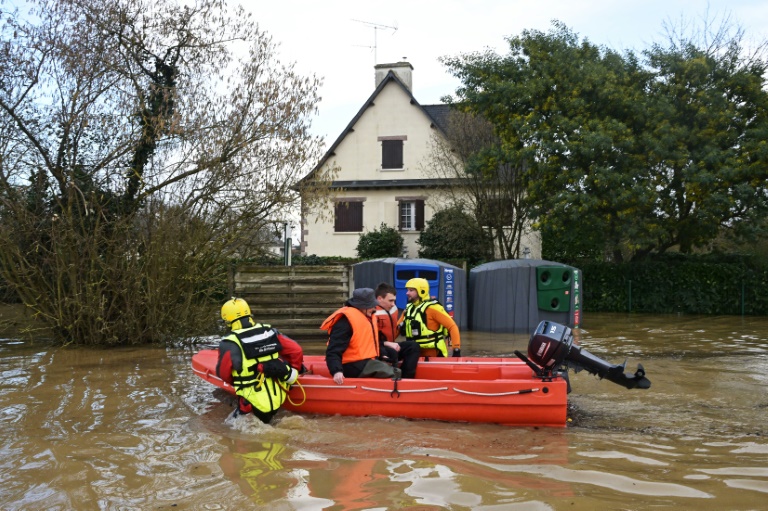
[353,258,467,329]
[469,259,581,333]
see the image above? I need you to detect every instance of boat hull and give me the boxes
[192,351,567,427]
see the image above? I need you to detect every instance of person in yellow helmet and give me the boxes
[402,278,461,357]
[216,297,305,423]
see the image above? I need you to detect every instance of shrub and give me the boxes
[417,207,491,266]
[356,223,404,259]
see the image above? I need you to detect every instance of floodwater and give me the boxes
[0,312,766,510]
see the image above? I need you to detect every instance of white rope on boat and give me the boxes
[300,384,358,390]
[193,367,234,390]
[422,361,525,365]
[360,386,449,393]
[452,387,540,397]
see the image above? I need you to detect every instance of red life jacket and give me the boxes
[374,305,400,343]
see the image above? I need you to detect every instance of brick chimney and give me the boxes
[374,61,413,91]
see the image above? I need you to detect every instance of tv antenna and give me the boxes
[352,19,398,64]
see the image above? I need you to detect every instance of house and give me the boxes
[299,61,541,259]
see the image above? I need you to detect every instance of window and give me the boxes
[382,140,403,169]
[398,199,424,231]
[400,201,415,230]
[379,136,406,169]
[334,200,363,232]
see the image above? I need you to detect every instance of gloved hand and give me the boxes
[261,359,290,379]
[452,348,461,358]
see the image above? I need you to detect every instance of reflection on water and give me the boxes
[0,312,766,510]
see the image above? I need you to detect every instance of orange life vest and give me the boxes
[321,306,379,364]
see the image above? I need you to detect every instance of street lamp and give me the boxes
[283,222,292,266]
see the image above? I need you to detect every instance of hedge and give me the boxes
[578,258,768,315]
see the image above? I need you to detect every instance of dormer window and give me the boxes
[379,136,406,170]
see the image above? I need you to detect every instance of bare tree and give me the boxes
[423,108,533,259]
[0,0,324,345]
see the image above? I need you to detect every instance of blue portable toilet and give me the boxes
[353,258,467,329]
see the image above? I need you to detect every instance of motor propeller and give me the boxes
[515,320,651,390]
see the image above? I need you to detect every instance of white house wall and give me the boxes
[302,82,441,258]
[303,188,435,258]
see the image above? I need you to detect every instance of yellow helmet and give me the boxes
[221,297,251,325]
[405,278,431,300]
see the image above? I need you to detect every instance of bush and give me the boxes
[417,207,491,266]
[356,223,404,259]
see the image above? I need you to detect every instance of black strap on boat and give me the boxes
[390,373,401,398]
[514,350,554,381]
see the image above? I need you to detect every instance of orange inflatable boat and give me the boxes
[192,351,568,427]
[192,320,651,428]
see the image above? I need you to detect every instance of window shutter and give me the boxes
[398,201,404,230]
[382,140,403,169]
[351,202,363,231]
[334,202,363,232]
[416,200,424,230]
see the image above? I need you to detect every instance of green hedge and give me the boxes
[579,257,768,315]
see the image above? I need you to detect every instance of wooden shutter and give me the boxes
[334,202,363,232]
[415,200,424,230]
[382,140,403,169]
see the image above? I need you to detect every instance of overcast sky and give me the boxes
[245,0,768,148]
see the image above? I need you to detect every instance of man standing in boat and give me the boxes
[216,297,304,423]
[374,282,420,378]
[403,278,461,357]
[323,288,399,385]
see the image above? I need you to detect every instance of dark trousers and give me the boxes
[237,397,278,424]
[381,340,420,378]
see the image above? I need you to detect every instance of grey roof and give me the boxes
[327,178,462,190]
[422,104,453,133]
[470,259,563,272]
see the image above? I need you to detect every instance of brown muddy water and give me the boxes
[0,311,766,510]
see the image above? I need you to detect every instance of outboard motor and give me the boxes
[515,320,651,390]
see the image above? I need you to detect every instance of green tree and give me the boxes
[0,0,323,345]
[642,21,768,254]
[356,223,404,259]
[443,19,768,262]
[416,207,491,265]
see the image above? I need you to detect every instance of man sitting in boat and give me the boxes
[374,282,419,378]
[216,298,304,423]
[403,278,461,357]
[323,288,400,385]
